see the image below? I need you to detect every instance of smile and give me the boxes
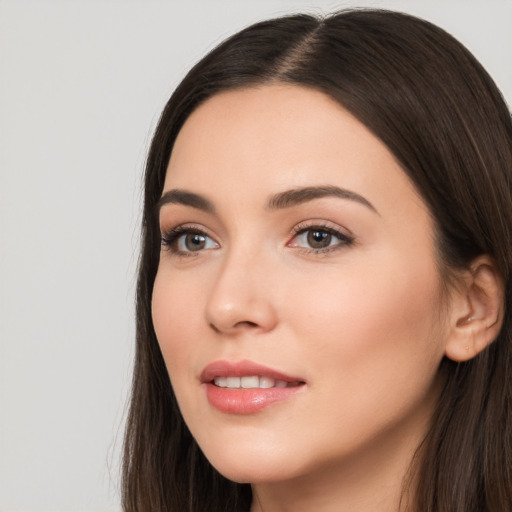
[213,376,301,389]
[201,360,306,414]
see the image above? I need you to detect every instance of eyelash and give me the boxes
[160,224,217,257]
[160,222,354,257]
[290,222,355,254]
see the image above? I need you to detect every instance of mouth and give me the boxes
[212,376,302,389]
[200,360,306,414]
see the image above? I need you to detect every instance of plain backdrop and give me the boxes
[0,0,511,510]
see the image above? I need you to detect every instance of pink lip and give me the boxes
[200,360,306,415]
[200,360,303,383]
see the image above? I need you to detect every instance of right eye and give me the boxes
[161,227,219,255]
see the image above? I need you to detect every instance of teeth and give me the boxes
[226,376,240,388]
[213,375,292,389]
[214,376,227,387]
[259,376,275,388]
[241,376,259,388]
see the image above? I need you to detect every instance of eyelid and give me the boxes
[160,223,220,255]
[160,220,354,257]
[287,220,355,252]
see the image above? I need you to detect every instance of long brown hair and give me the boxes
[123,9,512,512]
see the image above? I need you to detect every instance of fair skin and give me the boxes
[151,85,502,512]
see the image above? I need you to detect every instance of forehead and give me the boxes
[164,84,424,217]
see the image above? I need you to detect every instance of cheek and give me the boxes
[151,268,203,378]
[289,255,446,411]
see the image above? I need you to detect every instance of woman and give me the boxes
[122,9,512,512]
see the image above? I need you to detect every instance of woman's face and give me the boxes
[152,85,450,485]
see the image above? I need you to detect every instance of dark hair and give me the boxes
[122,9,512,512]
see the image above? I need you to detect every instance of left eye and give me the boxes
[290,227,352,250]
[176,232,218,252]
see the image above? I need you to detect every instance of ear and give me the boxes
[445,255,504,362]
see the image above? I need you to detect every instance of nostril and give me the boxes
[209,323,221,333]
[209,320,259,333]
[234,321,259,329]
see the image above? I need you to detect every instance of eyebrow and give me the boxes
[157,189,216,214]
[267,185,378,213]
[157,185,378,215]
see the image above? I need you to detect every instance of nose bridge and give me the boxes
[205,239,277,334]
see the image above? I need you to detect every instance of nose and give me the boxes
[205,250,278,335]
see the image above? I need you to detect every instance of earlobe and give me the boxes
[445,256,504,362]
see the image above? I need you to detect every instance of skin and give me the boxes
[152,85,456,512]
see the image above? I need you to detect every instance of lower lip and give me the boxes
[205,382,304,414]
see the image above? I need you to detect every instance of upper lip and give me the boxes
[200,360,305,384]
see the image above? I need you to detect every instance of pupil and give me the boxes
[186,233,206,251]
[308,230,331,248]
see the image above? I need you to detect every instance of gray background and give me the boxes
[1,0,511,510]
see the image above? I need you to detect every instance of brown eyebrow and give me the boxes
[267,185,378,213]
[157,185,378,216]
[157,189,216,214]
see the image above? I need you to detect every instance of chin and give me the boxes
[199,437,305,484]
[212,460,298,485]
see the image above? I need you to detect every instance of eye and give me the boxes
[177,232,217,252]
[289,224,354,252]
[161,227,219,255]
